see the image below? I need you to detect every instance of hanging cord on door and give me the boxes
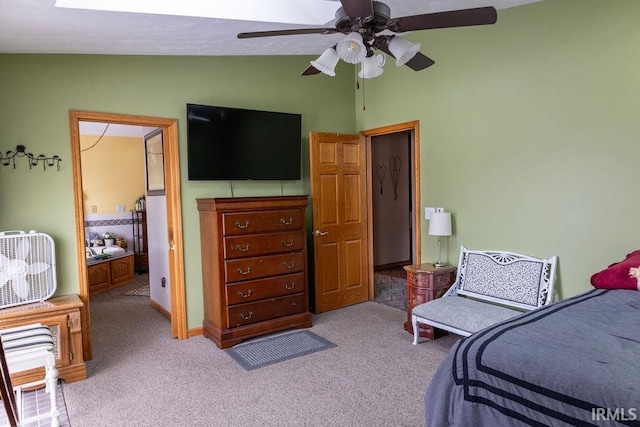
[376,165,386,194]
[389,155,401,200]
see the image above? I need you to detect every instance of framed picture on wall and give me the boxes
[144,128,165,195]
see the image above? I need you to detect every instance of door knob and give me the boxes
[314,230,329,236]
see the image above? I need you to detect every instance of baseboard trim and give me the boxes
[149,299,203,338]
[150,298,171,321]
[188,327,203,338]
[374,261,410,271]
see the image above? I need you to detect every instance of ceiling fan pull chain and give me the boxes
[360,69,366,111]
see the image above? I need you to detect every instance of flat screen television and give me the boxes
[186,103,302,181]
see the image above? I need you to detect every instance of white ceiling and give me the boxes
[79,122,158,137]
[1,0,541,56]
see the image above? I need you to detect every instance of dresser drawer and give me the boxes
[222,209,303,236]
[225,252,305,283]
[227,294,306,328]
[224,230,304,259]
[226,272,304,305]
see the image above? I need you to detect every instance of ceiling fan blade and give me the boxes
[403,52,435,71]
[389,6,497,33]
[237,28,338,39]
[340,0,374,19]
[301,65,321,76]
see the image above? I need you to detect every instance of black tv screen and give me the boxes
[187,103,302,181]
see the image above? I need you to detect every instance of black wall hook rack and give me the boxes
[0,145,62,171]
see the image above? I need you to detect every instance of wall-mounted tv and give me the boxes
[186,103,302,181]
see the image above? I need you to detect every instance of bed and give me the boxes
[425,287,640,426]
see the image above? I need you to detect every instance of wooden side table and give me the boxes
[0,295,86,385]
[403,263,456,340]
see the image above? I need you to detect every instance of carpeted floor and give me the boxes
[62,278,458,427]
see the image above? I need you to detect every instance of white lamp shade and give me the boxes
[358,53,385,79]
[428,212,452,236]
[310,48,340,76]
[388,36,421,66]
[336,32,367,64]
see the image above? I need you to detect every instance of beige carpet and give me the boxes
[63,286,458,427]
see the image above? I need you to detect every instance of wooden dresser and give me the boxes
[197,195,312,349]
[0,294,86,385]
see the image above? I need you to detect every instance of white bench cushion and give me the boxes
[412,296,523,335]
[0,323,54,373]
[1,325,53,352]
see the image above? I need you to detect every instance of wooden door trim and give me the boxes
[69,110,187,360]
[361,121,421,298]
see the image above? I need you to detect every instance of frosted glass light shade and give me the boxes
[310,47,340,76]
[336,32,367,64]
[428,212,452,236]
[388,36,421,66]
[358,53,385,79]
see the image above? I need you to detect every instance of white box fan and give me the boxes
[0,230,57,309]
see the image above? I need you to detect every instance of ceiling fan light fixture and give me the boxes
[388,36,421,66]
[310,47,340,77]
[336,32,367,64]
[358,53,385,79]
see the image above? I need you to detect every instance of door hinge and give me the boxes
[69,351,73,361]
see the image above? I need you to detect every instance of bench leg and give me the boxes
[15,385,23,420]
[45,352,60,427]
[412,315,420,345]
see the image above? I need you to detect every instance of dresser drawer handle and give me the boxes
[280,217,294,225]
[239,311,253,320]
[282,261,295,269]
[238,289,253,298]
[281,239,294,247]
[237,267,252,275]
[283,282,296,290]
[235,220,250,229]
[235,244,251,252]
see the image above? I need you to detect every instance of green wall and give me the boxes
[0,54,356,328]
[1,0,639,330]
[357,0,640,298]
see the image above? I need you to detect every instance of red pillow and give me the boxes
[591,250,640,290]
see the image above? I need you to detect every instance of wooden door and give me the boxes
[310,132,370,313]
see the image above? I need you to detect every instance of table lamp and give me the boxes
[428,211,452,268]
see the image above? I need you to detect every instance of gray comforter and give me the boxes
[425,289,640,427]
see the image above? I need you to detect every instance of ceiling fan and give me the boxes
[237,0,497,78]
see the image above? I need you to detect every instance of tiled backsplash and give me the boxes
[84,212,134,249]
